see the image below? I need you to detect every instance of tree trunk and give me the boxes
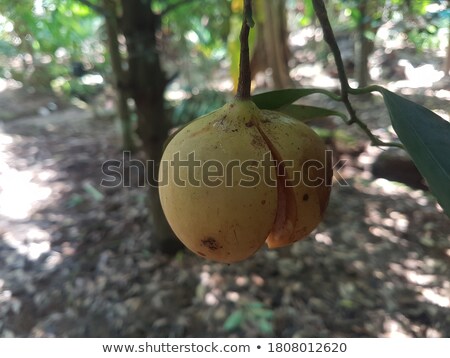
[103,0,135,151]
[354,2,372,88]
[250,0,293,88]
[445,15,450,76]
[120,0,182,255]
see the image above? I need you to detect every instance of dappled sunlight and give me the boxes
[434,90,450,103]
[422,287,450,308]
[388,260,450,308]
[3,229,51,261]
[381,317,411,337]
[331,166,450,338]
[0,78,7,93]
[197,265,266,308]
[314,232,333,246]
[199,267,223,306]
[381,316,442,338]
[0,131,54,220]
[387,60,445,89]
[195,263,276,335]
[1,0,449,338]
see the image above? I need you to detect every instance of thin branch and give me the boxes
[235,0,253,100]
[161,0,193,17]
[311,0,403,149]
[311,0,357,121]
[77,0,107,16]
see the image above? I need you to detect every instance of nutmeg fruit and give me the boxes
[158,99,332,263]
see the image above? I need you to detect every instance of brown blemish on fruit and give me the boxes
[201,237,220,251]
[250,133,266,149]
[245,121,254,127]
[303,194,309,201]
[261,200,266,205]
[197,251,206,257]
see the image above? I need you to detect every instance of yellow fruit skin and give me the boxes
[158,100,332,262]
[158,101,278,263]
[259,111,332,248]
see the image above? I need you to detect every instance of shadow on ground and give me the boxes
[0,88,449,338]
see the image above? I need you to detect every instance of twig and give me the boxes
[311,0,356,121]
[312,0,403,149]
[235,0,253,100]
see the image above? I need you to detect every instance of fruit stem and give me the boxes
[235,0,254,100]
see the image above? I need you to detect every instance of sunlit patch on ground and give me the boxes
[0,129,58,265]
[0,133,53,220]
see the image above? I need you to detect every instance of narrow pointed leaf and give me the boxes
[257,319,274,334]
[279,104,348,122]
[223,310,244,331]
[379,89,450,216]
[252,88,340,110]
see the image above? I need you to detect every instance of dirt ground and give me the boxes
[0,85,449,338]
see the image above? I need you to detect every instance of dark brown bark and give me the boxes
[120,0,181,255]
[235,0,252,100]
[103,0,134,151]
[444,0,450,76]
[354,2,372,88]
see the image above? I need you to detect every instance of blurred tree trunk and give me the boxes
[102,0,134,151]
[445,15,450,76]
[118,0,181,255]
[250,0,293,88]
[354,1,372,88]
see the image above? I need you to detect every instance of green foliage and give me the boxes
[169,89,228,126]
[252,87,450,217]
[0,0,102,55]
[159,0,231,65]
[252,88,340,110]
[378,88,450,216]
[330,0,384,39]
[297,0,315,26]
[223,301,274,335]
[0,0,104,92]
[253,90,347,123]
[278,104,348,123]
[320,0,448,51]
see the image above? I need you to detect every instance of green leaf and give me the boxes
[223,310,244,331]
[379,89,450,216]
[300,0,314,26]
[278,104,348,123]
[82,182,104,202]
[252,88,340,110]
[257,319,273,335]
[246,302,263,309]
[250,308,274,320]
